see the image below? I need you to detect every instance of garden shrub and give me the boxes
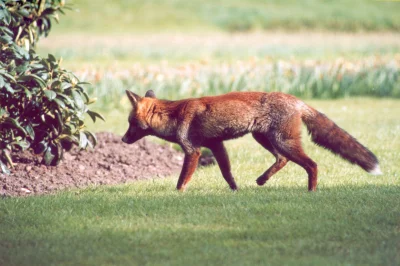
[0,0,103,173]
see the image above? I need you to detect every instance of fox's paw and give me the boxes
[230,184,238,191]
[256,177,267,186]
[176,185,186,192]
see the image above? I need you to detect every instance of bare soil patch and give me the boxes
[0,132,190,197]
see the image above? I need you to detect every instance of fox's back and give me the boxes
[190,92,304,140]
[187,92,267,140]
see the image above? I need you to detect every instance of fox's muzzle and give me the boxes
[121,134,130,144]
[121,129,146,144]
[121,133,137,144]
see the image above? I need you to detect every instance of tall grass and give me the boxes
[79,57,400,111]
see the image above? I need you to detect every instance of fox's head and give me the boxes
[122,90,156,144]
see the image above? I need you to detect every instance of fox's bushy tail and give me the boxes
[301,106,381,175]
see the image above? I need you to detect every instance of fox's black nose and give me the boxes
[121,135,128,143]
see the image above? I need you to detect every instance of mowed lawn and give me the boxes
[0,98,399,266]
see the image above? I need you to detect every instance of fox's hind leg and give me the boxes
[274,140,318,191]
[268,121,318,191]
[205,141,238,190]
[252,133,288,186]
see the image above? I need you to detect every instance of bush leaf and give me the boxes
[87,110,105,122]
[43,145,56,165]
[44,90,57,101]
[79,131,88,148]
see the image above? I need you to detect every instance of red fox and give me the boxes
[122,90,381,191]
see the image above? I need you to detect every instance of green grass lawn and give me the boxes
[1,98,399,266]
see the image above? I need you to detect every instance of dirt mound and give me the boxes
[0,132,187,197]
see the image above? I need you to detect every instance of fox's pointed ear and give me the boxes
[145,90,156,98]
[126,90,141,106]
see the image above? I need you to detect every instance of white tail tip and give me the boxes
[369,164,382,175]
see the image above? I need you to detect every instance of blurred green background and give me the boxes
[54,0,400,33]
[40,0,400,62]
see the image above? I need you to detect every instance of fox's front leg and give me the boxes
[176,119,200,191]
[176,149,201,191]
[206,141,238,190]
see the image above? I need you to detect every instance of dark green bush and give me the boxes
[0,0,103,173]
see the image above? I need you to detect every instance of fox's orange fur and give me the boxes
[122,90,381,191]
